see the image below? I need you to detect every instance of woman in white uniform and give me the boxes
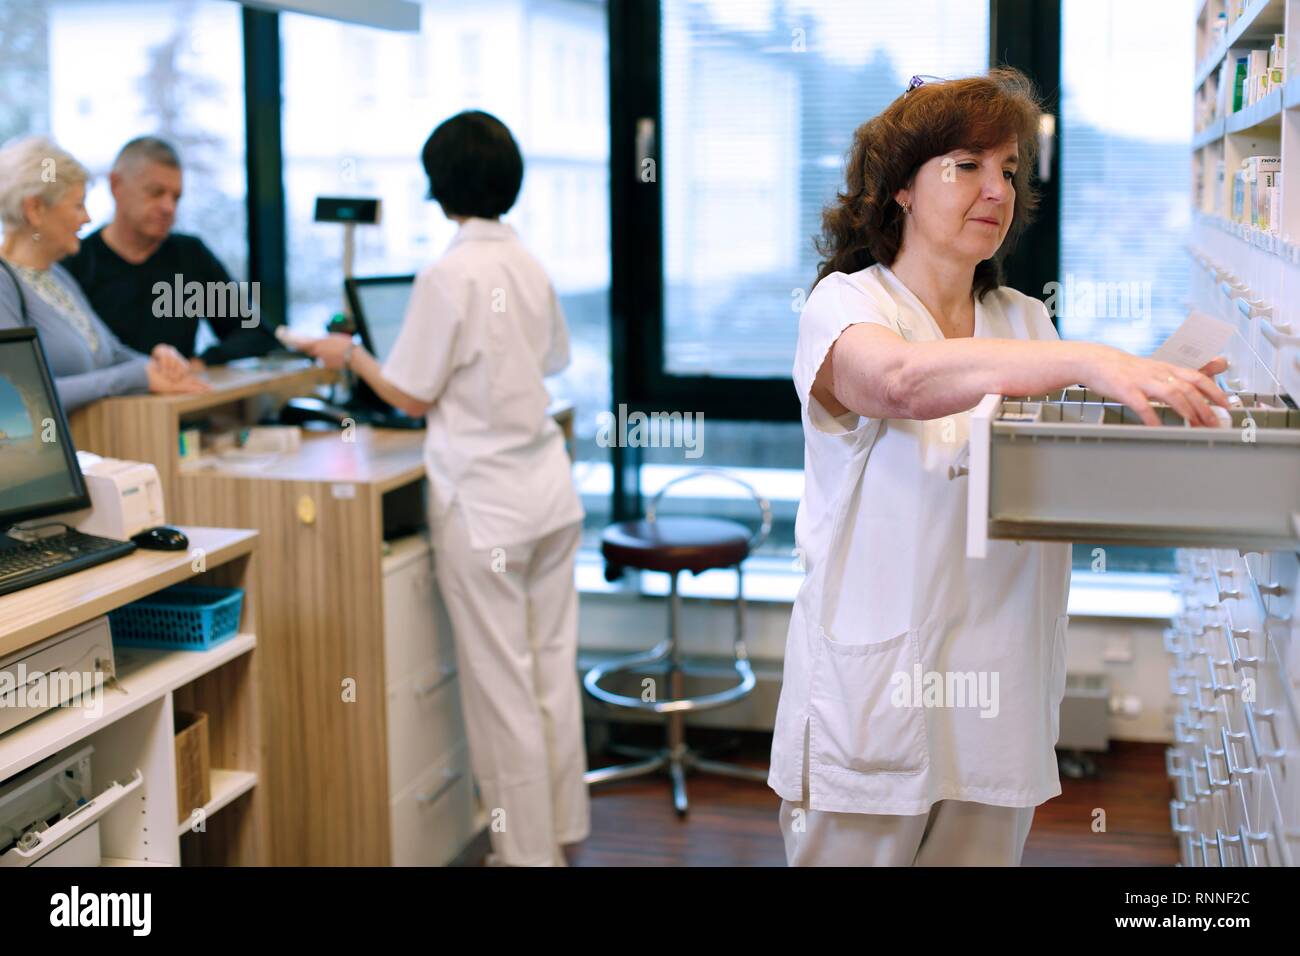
[769,69,1231,866]
[305,111,589,867]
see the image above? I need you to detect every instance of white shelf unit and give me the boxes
[1176,0,1300,866]
[1,636,259,867]
[0,531,264,867]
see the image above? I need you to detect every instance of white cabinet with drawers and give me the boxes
[1166,547,1299,865]
[381,534,480,866]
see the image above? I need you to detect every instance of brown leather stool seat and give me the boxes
[600,517,751,575]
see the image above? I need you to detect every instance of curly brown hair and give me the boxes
[813,67,1042,300]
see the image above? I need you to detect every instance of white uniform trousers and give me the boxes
[777,726,1034,866]
[779,797,1034,866]
[434,503,590,866]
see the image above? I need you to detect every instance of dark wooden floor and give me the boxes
[462,728,1179,866]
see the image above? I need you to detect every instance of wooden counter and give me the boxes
[173,427,446,864]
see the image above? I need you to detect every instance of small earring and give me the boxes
[899,201,910,214]
[31,232,40,242]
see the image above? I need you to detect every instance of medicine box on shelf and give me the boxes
[965,387,1300,556]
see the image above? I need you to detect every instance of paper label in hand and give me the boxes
[275,325,317,352]
[1150,310,1236,369]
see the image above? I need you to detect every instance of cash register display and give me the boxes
[351,277,414,363]
[0,329,89,527]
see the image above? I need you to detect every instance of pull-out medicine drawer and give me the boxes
[965,389,1300,557]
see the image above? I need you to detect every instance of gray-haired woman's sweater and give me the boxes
[0,259,149,412]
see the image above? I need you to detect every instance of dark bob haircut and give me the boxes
[421,110,523,219]
[814,67,1042,300]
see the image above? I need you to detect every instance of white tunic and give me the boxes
[382,218,584,550]
[767,263,1072,815]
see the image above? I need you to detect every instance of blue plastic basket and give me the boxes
[109,585,244,651]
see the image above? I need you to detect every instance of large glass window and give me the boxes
[1059,0,1193,354]
[1060,0,1193,574]
[662,0,990,378]
[281,0,610,529]
[652,0,988,561]
[0,0,248,279]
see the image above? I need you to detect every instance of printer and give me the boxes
[69,452,165,541]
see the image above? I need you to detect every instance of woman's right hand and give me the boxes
[147,359,211,395]
[1075,343,1231,427]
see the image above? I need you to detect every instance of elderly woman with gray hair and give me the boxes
[0,135,208,411]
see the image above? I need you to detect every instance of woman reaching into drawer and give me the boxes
[769,68,1231,866]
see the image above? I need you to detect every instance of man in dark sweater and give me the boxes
[61,136,277,368]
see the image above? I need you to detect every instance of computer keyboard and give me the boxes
[0,529,137,598]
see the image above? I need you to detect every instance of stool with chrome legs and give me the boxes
[583,469,771,816]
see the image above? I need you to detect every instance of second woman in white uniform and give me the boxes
[769,69,1231,866]
[306,111,589,867]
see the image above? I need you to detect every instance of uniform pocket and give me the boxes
[808,626,929,775]
[1048,614,1069,746]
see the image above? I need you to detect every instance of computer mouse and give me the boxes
[131,526,190,551]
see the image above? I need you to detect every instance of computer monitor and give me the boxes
[0,328,90,529]
[344,274,415,413]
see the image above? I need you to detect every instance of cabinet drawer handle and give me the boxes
[1173,713,1201,746]
[1220,726,1256,780]
[1170,799,1194,834]
[1260,316,1299,346]
[1256,582,1286,597]
[414,664,457,699]
[1204,660,1237,699]
[1189,757,1214,799]
[1214,828,1241,866]
[416,768,463,805]
[1244,703,1285,765]
[1204,744,1231,790]
[1164,746,1185,778]
[1224,626,1262,670]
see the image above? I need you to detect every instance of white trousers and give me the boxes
[778,725,1034,866]
[779,797,1035,866]
[434,504,590,866]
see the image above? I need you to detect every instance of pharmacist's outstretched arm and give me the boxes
[301,334,434,418]
[347,347,434,418]
[813,323,1231,428]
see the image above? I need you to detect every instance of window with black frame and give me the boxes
[619,0,991,564]
[1058,0,1195,576]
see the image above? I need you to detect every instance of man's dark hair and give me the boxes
[421,111,523,218]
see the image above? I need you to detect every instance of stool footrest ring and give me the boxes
[583,640,757,714]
